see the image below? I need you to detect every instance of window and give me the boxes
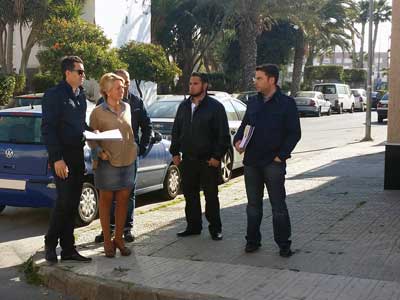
[296,92,315,98]
[221,100,238,121]
[314,85,336,94]
[0,115,42,144]
[231,99,247,120]
[337,86,347,94]
[147,101,181,118]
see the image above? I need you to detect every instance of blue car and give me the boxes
[0,105,181,225]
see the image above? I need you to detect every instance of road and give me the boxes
[0,111,388,299]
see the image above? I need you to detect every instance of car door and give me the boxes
[136,136,168,193]
[227,99,247,169]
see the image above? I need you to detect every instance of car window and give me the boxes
[221,100,239,121]
[351,90,360,97]
[314,85,336,94]
[295,92,315,98]
[337,86,346,94]
[381,93,389,100]
[0,115,42,144]
[231,99,247,120]
[147,101,181,118]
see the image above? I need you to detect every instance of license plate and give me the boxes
[0,179,26,190]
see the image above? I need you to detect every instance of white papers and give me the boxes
[84,129,122,141]
[239,125,255,149]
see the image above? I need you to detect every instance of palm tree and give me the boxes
[372,0,391,55]
[356,0,369,68]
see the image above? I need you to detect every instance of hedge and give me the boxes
[0,75,16,106]
[32,73,57,93]
[304,65,344,89]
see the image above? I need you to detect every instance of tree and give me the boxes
[372,0,391,55]
[118,41,181,96]
[152,0,226,92]
[37,18,125,81]
[356,0,369,68]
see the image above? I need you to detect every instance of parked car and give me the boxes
[377,92,389,123]
[0,105,181,225]
[351,89,367,112]
[313,83,355,114]
[148,93,247,183]
[5,93,44,108]
[371,91,384,109]
[235,91,258,103]
[294,91,331,117]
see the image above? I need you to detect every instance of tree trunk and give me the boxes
[359,22,366,68]
[319,55,324,65]
[290,30,305,96]
[305,44,315,67]
[238,17,257,91]
[6,22,14,74]
[0,25,6,72]
[19,26,38,75]
[372,21,379,60]
[351,29,357,68]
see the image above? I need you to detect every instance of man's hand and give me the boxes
[274,156,282,163]
[234,140,244,154]
[172,155,181,166]
[207,158,220,168]
[54,160,69,179]
[99,150,109,161]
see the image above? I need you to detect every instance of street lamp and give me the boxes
[362,0,374,141]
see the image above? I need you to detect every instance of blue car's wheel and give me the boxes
[162,164,181,200]
[0,205,5,213]
[77,182,98,226]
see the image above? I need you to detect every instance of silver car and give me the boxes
[148,93,246,183]
[294,91,331,117]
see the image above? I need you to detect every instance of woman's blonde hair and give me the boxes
[99,72,125,99]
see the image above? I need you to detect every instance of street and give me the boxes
[0,111,389,299]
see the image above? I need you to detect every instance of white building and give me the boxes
[10,0,154,101]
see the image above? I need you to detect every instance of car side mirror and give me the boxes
[150,131,162,144]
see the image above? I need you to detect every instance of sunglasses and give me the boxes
[71,69,85,76]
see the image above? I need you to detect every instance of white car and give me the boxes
[351,89,367,112]
[313,83,355,114]
[148,93,246,183]
[294,91,331,117]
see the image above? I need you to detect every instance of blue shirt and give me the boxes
[233,88,301,167]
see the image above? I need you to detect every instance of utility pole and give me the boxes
[362,0,374,142]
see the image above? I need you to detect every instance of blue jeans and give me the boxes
[244,162,291,249]
[110,158,138,231]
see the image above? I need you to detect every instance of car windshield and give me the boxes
[351,90,360,96]
[0,115,42,144]
[148,100,181,118]
[13,97,42,107]
[296,92,315,98]
[381,93,389,101]
[314,85,336,94]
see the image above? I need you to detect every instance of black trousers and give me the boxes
[45,148,84,255]
[180,159,222,234]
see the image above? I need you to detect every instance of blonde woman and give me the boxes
[89,73,137,257]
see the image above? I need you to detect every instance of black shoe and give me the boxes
[211,232,223,241]
[94,231,104,243]
[61,250,92,263]
[177,230,201,237]
[245,243,261,253]
[279,248,294,258]
[124,231,135,243]
[45,246,58,263]
[94,231,114,243]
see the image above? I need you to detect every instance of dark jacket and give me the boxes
[233,88,301,167]
[170,95,230,161]
[97,92,152,156]
[41,80,88,163]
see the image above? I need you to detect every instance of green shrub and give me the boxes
[13,74,26,95]
[32,73,57,93]
[0,75,16,106]
[304,65,344,88]
[343,69,367,86]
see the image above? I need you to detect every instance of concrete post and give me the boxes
[384,0,400,189]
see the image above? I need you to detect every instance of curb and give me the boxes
[37,260,234,300]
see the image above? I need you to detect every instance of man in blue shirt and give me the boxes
[233,64,301,256]
[41,56,92,263]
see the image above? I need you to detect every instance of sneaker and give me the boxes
[124,231,135,243]
[45,245,58,263]
[279,248,294,257]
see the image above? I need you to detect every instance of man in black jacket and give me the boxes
[41,56,92,263]
[170,72,230,240]
[234,64,301,256]
[94,69,152,243]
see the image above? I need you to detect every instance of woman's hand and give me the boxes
[99,150,109,160]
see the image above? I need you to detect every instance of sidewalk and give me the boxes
[34,136,400,300]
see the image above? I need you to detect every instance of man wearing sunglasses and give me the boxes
[41,56,92,263]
